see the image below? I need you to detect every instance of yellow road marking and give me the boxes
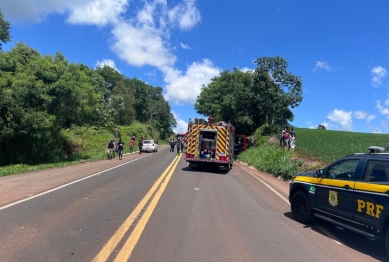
[114,153,181,261]
[93,154,180,262]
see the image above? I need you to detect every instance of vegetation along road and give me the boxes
[0,147,386,262]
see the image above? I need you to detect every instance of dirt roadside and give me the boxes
[0,148,168,208]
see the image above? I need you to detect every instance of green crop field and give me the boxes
[294,128,389,164]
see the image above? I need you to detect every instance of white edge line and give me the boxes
[314,223,343,245]
[236,162,344,246]
[0,151,159,211]
[123,145,168,156]
[236,163,290,204]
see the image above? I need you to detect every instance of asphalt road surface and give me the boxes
[0,147,387,261]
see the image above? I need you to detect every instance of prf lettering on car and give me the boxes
[357,199,384,218]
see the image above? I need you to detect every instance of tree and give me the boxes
[0,9,11,51]
[111,81,136,125]
[195,56,303,135]
[317,124,326,130]
[195,69,255,134]
[253,56,302,125]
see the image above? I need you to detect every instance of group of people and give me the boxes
[107,135,142,160]
[169,138,184,154]
[107,138,125,160]
[279,127,296,149]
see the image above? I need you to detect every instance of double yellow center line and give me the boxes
[93,154,181,262]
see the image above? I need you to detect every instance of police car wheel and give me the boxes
[291,191,313,223]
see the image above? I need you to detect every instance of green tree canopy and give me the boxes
[195,56,303,135]
[0,42,175,165]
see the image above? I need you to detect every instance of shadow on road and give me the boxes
[283,212,388,261]
[180,166,230,175]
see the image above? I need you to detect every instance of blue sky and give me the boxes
[2,0,389,134]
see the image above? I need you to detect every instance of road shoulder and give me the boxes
[0,148,167,207]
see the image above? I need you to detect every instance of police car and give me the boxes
[289,153,389,255]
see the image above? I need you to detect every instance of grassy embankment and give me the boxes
[0,122,167,177]
[238,127,389,180]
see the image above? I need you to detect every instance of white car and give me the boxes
[141,140,158,152]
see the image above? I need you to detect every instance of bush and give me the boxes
[251,124,280,146]
[238,143,302,180]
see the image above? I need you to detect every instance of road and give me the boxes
[0,147,387,261]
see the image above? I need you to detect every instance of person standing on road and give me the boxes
[138,139,143,154]
[130,136,135,153]
[117,139,124,160]
[170,139,175,152]
[176,138,181,154]
[181,138,184,153]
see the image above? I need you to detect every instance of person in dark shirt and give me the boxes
[176,138,181,154]
[138,139,143,154]
[107,138,115,160]
[290,128,296,139]
[117,139,124,160]
[170,139,175,152]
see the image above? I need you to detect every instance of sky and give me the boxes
[1,0,389,134]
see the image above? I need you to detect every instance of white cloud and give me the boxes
[305,121,316,129]
[320,121,331,129]
[1,0,127,25]
[180,42,191,50]
[172,112,188,133]
[95,59,121,73]
[111,21,176,68]
[369,127,382,134]
[306,121,335,130]
[168,0,201,30]
[313,61,332,72]
[240,67,254,73]
[381,120,389,128]
[371,66,387,87]
[385,95,389,107]
[67,0,127,26]
[376,100,389,118]
[163,59,221,104]
[4,0,211,105]
[353,111,376,123]
[327,109,352,131]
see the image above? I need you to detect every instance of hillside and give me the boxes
[0,123,167,177]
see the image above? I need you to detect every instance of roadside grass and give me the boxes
[0,160,93,177]
[238,127,389,180]
[238,143,303,180]
[294,128,389,164]
[0,122,167,177]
